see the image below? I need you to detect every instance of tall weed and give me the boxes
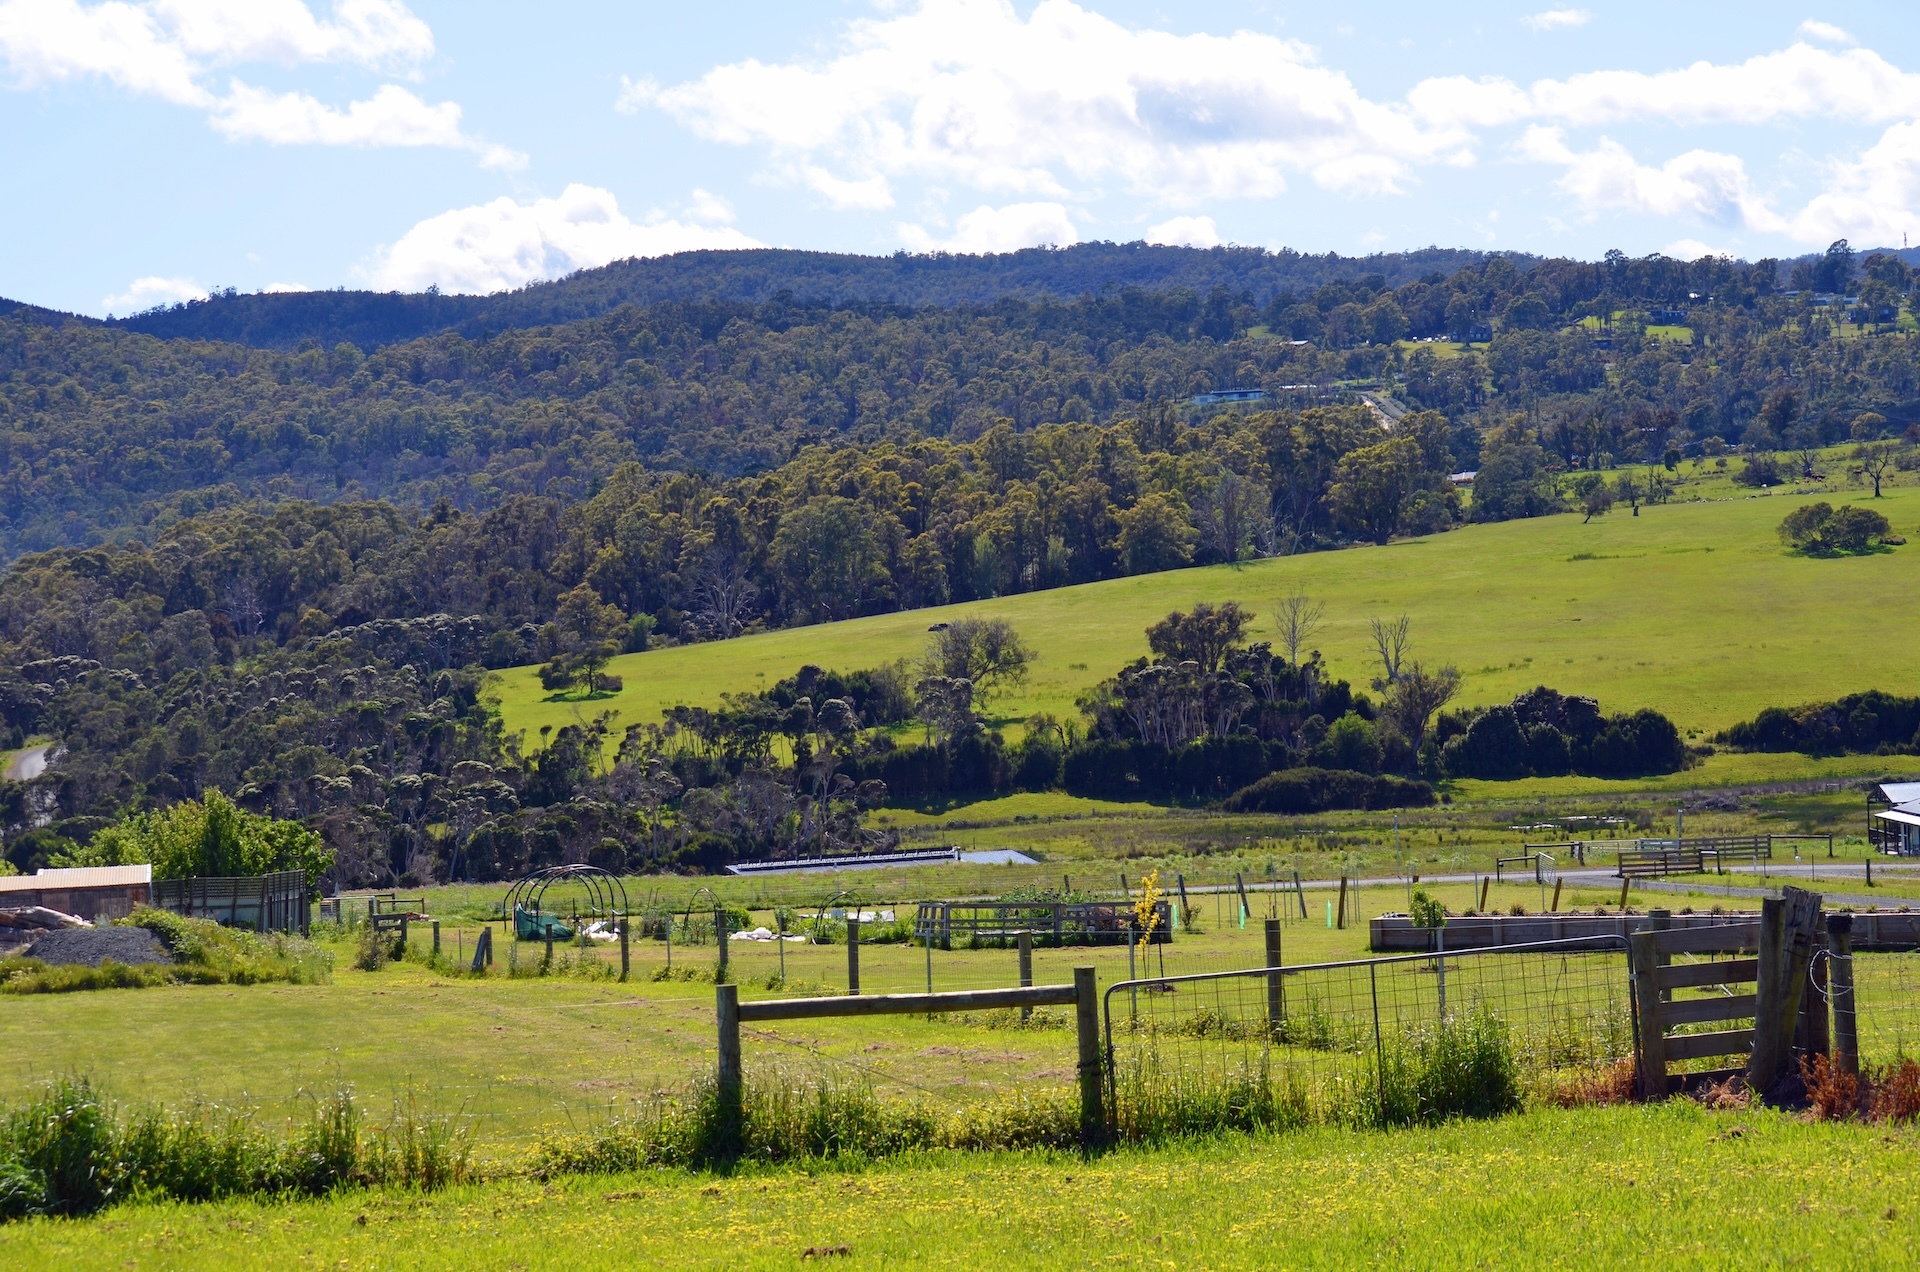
[1353,1009,1522,1128]
[0,1079,471,1222]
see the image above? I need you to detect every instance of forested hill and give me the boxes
[105,244,1519,351]
[7,237,1920,883]
[7,242,1920,560]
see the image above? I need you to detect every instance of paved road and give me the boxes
[2,744,47,782]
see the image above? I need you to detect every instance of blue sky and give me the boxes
[3,1,1918,315]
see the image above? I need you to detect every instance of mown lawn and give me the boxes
[6,1104,1916,1269]
[491,483,1920,753]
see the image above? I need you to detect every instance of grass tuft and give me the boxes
[0,1078,474,1222]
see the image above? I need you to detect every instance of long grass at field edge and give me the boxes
[8,1104,1920,1269]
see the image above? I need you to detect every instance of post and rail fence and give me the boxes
[715,968,1107,1147]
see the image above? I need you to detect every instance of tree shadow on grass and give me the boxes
[541,687,624,704]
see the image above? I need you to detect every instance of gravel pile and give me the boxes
[25,926,172,967]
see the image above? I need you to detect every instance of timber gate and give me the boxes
[1630,887,1842,1097]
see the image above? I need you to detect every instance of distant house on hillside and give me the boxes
[1869,781,1920,856]
[1191,388,1266,407]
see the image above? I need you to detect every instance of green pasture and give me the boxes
[0,880,1652,1148]
[8,1104,1918,1269]
[493,483,1920,757]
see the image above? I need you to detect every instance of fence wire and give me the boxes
[1103,938,1637,1118]
[1847,950,1920,1066]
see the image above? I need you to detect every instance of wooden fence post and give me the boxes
[1264,918,1284,1037]
[716,907,729,980]
[619,918,629,983]
[1017,929,1033,1023]
[846,917,861,995]
[431,921,440,958]
[1746,898,1786,1092]
[1073,966,1104,1147]
[1828,912,1859,1076]
[1336,876,1348,930]
[1630,931,1667,1100]
[1747,892,1822,1094]
[715,982,743,1156]
[1649,909,1671,1002]
[1479,876,1491,912]
[470,926,491,973]
[1798,938,1830,1061]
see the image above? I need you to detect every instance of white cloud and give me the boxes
[1796,19,1852,45]
[1145,214,1220,248]
[363,183,765,294]
[0,1,504,162]
[898,201,1078,254]
[1521,9,1590,33]
[635,0,1471,210]
[628,8,1920,255]
[1413,42,1920,130]
[101,274,206,312]
[1662,238,1730,261]
[260,280,308,292]
[210,81,525,166]
[684,187,734,224]
[1789,120,1920,246]
[1518,127,1784,231]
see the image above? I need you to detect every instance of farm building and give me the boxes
[1869,781,1920,856]
[0,863,151,920]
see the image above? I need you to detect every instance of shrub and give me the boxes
[1869,1057,1920,1123]
[1780,501,1894,554]
[1801,1054,1862,1120]
[55,790,332,892]
[1717,690,1920,755]
[1222,767,1435,814]
[1737,452,1785,487]
[131,908,333,986]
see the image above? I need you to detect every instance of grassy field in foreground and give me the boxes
[7,1104,1917,1269]
[0,879,1663,1145]
[493,484,1920,753]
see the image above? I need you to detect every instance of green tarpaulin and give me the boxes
[514,906,573,942]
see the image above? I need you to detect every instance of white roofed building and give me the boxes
[1869,782,1920,856]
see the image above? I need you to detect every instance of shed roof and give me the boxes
[1877,782,1920,805]
[1873,806,1920,829]
[0,864,152,894]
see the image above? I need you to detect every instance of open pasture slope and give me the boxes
[5,1106,1917,1269]
[495,487,1920,749]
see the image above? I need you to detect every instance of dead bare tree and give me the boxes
[1369,614,1412,688]
[1275,591,1325,668]
[689,548,760,640]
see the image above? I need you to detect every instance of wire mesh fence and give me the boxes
[1845,950,1920,1066]
[1102,937,1637,1121]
